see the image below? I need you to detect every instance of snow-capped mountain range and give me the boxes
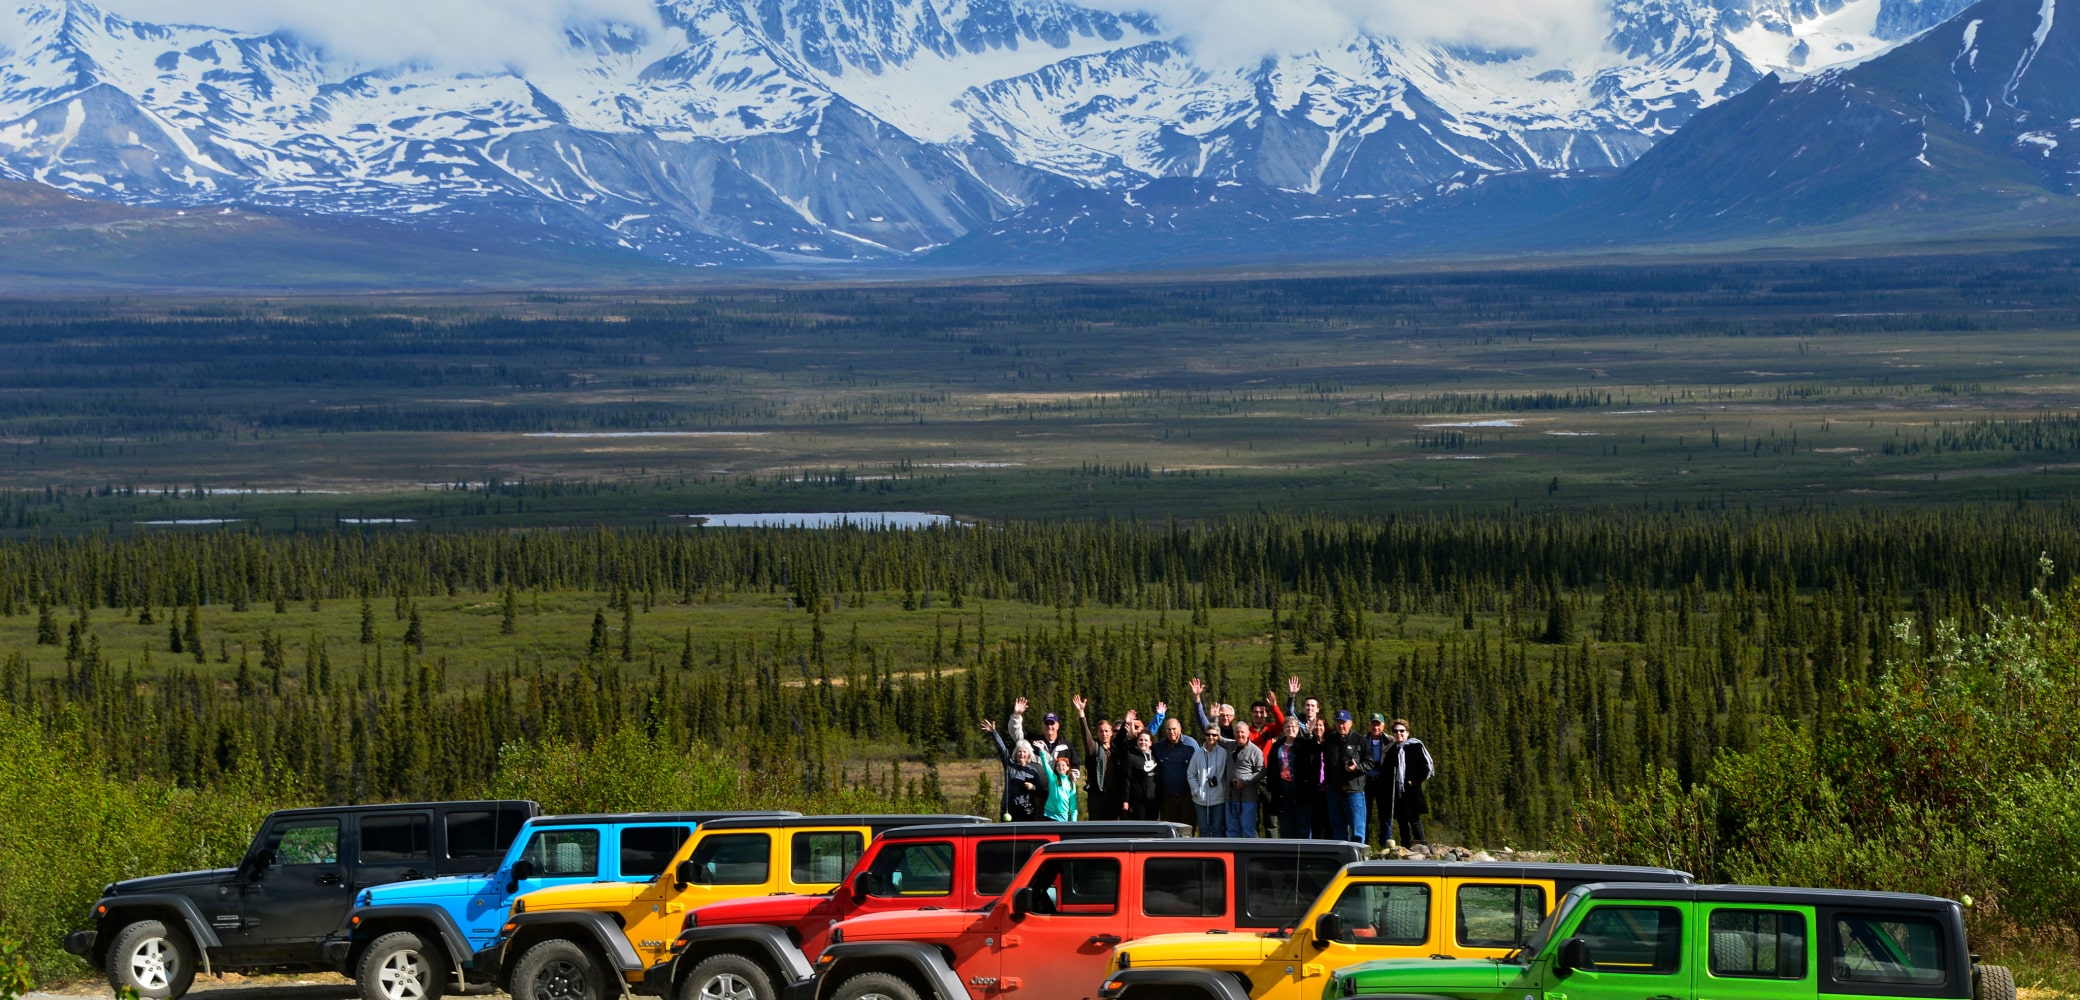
[0,0,1978,263]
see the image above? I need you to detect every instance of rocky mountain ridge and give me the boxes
[0,0,1976,264]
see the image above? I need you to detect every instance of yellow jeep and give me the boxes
[483,814,980,1000]
[1098,861,1691,1000]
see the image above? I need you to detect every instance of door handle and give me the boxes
[316,873,344,886]
[402,870,426,880]
[1086,934,1121,946]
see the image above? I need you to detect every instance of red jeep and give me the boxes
[647,822,1184,1000]
[807,838,1367,1000]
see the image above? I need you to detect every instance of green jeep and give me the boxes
[1324,883,2014,1000]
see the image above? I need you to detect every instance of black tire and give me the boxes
[106,919,198,1000]
[830,971,924,1000]
[511,939,609,1000]
[1975,964,2017,1000]
[678,954,775,1000]
[359,931,450,1000]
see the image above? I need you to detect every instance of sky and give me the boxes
[81,0,1615,70]
[96,0,668,71]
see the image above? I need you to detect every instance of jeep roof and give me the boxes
[1341,861,1690,882]
[694,815,973,833]
[527,811,797,828]
[1570,883,1961,910]
[868,821,1188,842]
[1036,837,1365,856]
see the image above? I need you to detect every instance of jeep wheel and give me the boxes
[830,971,923,1000]
[107,920,198,1000]
[680,954,774,1000]
[512,940,607,1000]
[1975,964,2017,1000]
[360,931,449,1000]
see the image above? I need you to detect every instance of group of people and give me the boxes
[982,676,1436,847]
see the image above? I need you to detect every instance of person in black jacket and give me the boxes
[982,719,1045,822]
[1292,717,1329,838]
[1118,730,1159,820]
[1389,718,1436,847]
[1263,717,1301,838]
[1071,694,1118,819]
[1325,709,1374,844]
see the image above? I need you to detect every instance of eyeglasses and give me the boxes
[1392,728,1408,734]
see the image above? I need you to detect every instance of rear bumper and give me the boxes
[62,930,96,958]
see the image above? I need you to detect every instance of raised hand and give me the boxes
[1188,677,1205,699]
[1072,694,1088,714]
[980,719,997,733]
[1287,675,1302,695]
[1014,696,1029,714]
[1124,708,1141,722]
[1155,701,1168,716]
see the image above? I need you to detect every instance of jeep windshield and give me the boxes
[1508,885,1586,964]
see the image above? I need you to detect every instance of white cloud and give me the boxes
[1115,0,1611,63]
[98,0,665,72]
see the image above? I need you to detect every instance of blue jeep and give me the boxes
[326,811,796,1000]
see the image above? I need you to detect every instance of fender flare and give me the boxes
[813,942,965,1000]
[673,925,814,986]
[1098,968,1251,1000]
[98,895,226,952]
[503,911,647,973]
[343,905,476,970]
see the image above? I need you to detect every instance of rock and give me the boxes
[1472,851,1495,861]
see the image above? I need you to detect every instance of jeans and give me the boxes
[1341,791,1368,845]
[1226,800,1258,838]
[1324,792,1348,843]
[1286,799,1316,839]
[1196,802,1228,837]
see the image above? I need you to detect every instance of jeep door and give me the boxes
[1287,875,1443,989]
[357,810,436,886]
[612,824,695,882]
[997,852,1127,1000]
[238,814,354,961]
[1694,903,1815,1000]
[1547,900,1694,1000]
[854,839,957,918]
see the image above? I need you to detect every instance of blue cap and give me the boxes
[1334,709,1353,722]
[1043,713,1060,724]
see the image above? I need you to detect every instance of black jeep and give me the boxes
[62,800,537,999]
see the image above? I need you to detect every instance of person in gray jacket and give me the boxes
[1223,720,1266,838]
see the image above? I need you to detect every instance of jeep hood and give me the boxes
[691,893,829,927]
[516,880,652,912]
[832,908,987,941]
[363,873,491,904]
[1113,932,1279,968]
[110,868,237,895]
[1338,958,1512,994]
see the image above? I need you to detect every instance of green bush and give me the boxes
[0,705,277,982]
[1995,768,2080,948]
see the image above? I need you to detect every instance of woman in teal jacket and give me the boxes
[1041,750,1080,821]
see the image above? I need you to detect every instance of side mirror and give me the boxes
[676,859,706,888]
[1312,913,1344,950]
[849,873,877,904]
[247,849,276,880]
[1010,887,1034,920]
[1553,937,1590,978]
[507,859,536,891]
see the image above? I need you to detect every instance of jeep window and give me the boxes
[521,829,601,878]
[1457,884,1545,949]
[1238,855,1343,928]
[1143,858,1226,918]
[688,833,772,885]
[1574,905,1683,975]
[1831,913,1946,987]
[1024,857,1120,917]
[361,813,432,863]
[974,839,1048,897]
[1710,909,1806,980]
[620,826,693,879]
[790,831,864,885]
[1323,881,1429,945]
[446,811,504,861]
[866,841,954,897]
[267,818,341,866]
